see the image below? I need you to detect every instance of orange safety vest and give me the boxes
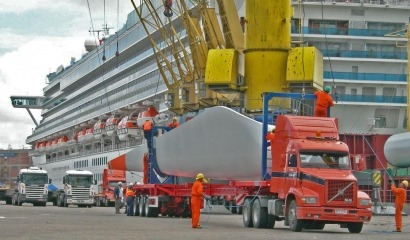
[126,188,135,197]
[143,120,153,131]
[167,122,179,128]
[314,91,334,108]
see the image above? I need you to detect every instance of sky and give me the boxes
[0,0,134,150]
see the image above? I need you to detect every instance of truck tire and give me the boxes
[139,196,146,217]
[252,198,267,228]
[145,197,159,217]
[17,196,23,206]
[266,215,276,229]
[63,197,68,207]
[133,197,139,216]
[228,201,237,214]
[5,198,12,205]
[288,200,303,232]
[347,222,363,233]
[242,198,253,227]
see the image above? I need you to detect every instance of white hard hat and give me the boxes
[118,182,123,185]
[268,125,276,133]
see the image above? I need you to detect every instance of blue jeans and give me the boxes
[126,197,134,216]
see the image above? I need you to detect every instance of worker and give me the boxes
[391,180,408,232]
[314,86,334,117]
[125,184,135,216]
[191,173,209,229]
[265,127,275,160]
[167,117,179,128]
[163,0,173,17]
[143,119,153,149]
[114,182,123,214]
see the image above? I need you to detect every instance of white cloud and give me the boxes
[0,1,134,149]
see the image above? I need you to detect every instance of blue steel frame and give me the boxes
[147,126,175,184]
[261,92,318,180]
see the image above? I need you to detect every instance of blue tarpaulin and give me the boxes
[48,184,58,191]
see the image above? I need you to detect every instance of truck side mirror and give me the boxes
[94,180,97,185]
[49,179,52,184]
[63,177,66,184]
[16,176,19,182]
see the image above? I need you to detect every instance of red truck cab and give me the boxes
[269,115,372,232]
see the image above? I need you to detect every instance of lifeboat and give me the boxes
[84,128,94,142]
[77,129,87,143]
[67,132,79,146]
[35,141,45,153]
[93,119,106,139]
[136,106,168,127]
[50,139,59,150]
[105,115,119,137]
[57,136,69,148]
[116,116,141,141]
[45,141,52,152]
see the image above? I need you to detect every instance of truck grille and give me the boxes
[26,186,44,198]
[326,180,354,205]
[72,187,90,200]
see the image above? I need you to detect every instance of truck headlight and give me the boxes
[301,197,317,204]
[359,198,371,206]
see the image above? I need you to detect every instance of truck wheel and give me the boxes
[242,198,253,228]
[237,205,243,215]
[181,199,190,218]
[63,197,68,207]
[252,198,267,228]
[145,197,159,217]
[288,200,302,232]
[266,215,276,229]
[347,222,363,233]
[42,202,47,207]
[133,197,139,216]
[228,201,237,214]
[5,198,12,205]
[139,196,146,217]
[18,196,23,206]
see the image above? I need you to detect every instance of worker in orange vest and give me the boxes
[391,180,408,232]
[167,117,179,128]
[191,173,209,229]
[143,119,153,149]
[125,184,135,216]
[266,127,275,160]
[314,86,334,117]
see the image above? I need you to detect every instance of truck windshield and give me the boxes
[21,173,48,185]
[68,175,93,186]
[300,151,350,170]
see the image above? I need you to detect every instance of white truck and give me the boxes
[12,167,49,207]
[57,170,96,208]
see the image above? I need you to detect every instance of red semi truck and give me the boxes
[114,93,372,233]
[94,169,126,207]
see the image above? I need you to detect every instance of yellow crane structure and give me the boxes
[131,0,324,114]
[130,0,243,115]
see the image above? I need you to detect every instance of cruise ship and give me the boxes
[11,0,409,190]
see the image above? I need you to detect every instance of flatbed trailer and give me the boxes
[130,180,269,218]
